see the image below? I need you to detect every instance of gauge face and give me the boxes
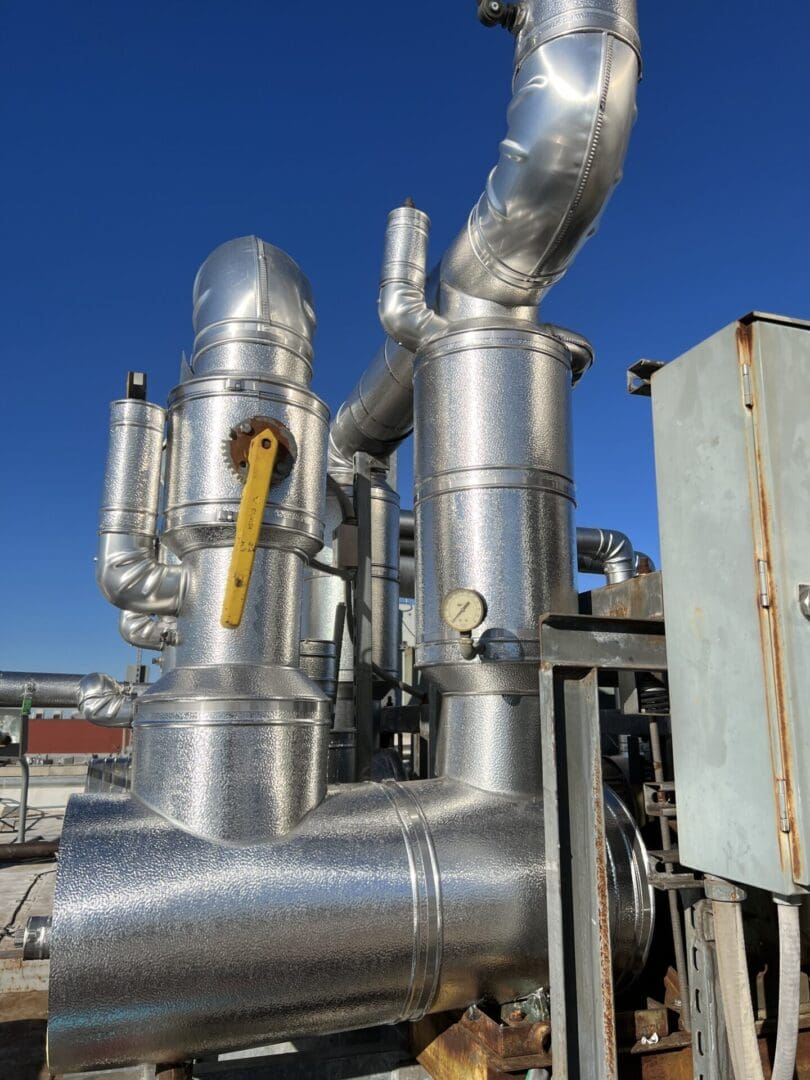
[441,588,487,633]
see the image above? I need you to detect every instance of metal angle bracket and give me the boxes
[627,358,667,397]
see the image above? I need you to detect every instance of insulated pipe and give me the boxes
[77,673,144,729]
[303,467,401,719]
[118,610,176,651]
[400,554,415,600]
[577,526,636,584]
[329,0,639,464]
[378,206,448,352]
[0,672,84,708]
[47,780,653,1073]
[130,237,330,843]
[96,399,186,615]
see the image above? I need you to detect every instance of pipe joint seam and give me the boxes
[381,781,443,1021]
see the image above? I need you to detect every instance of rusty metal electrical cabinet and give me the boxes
[652,313,810,895]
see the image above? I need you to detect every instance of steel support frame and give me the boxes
[686,900,731,1080]
[539,614,667,1079]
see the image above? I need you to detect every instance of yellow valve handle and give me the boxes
[220,429,280,629]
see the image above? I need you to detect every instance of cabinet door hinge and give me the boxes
[777,779,791,833]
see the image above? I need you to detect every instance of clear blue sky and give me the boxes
[2,1,809,678]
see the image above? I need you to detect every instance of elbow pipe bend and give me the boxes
[444,25,640,307]
[577,526,636,584]
[78,673,144,729]
[540,324,594,383]
[118,610,177,651]
[378,206,448,354]
[97,533,186,616]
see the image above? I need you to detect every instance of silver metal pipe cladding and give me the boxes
[303,468,401,703]
[77,673,143,729]
[96,399,186,616]
[330,0,640,464]
[47,3,654,1066]
[89,237,332,842]
[47,779,653,1073]
[414,322,577,700]
[0,671,85,708]
[577,525,637,583]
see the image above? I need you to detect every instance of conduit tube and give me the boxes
[772,897,802,1080]
[712,894,765,1080]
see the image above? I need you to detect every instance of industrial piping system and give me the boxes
[43,0,662,1073]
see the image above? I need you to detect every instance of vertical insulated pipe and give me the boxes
[96,399,185,615]
[129,237,331,843]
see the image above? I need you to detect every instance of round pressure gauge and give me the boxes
[441,589,487,634]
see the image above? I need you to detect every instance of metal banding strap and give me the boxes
[416,467,576,505]
[382,780,443,1021]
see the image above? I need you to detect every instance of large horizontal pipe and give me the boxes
[0,672,83,708]
[48,779,652,1072]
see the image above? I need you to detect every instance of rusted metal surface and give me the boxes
[0,840,59,861]
[593,724,619,1073]
[587,572,665,620]
[738,316,803,882]
[461,1005,550,1060]
[628,1026,810,1079]
[412,1010,551,1079]
[737,317,794,882]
